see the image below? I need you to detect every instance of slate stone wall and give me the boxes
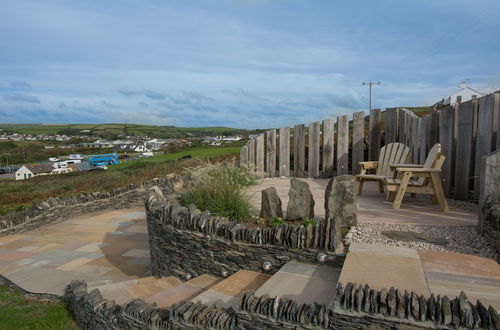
[145,189,343,278]
[482,197,500,253]
[0,176,185,235]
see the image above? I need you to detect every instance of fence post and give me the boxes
[337,115,349,175]
[279,127,290,177]
[308,121,321,178]
[494,92,500,150]
[294,124,305,177]
[385,108,398,143]
[255,134,265,173]
[352,111,365,175]
[239,145,248,166]
[248,140,255,166]
[322,119,334,177]
[439,107,454,197]
[369,109,382,160]
[265,130,276,177]
[454,100,474,200]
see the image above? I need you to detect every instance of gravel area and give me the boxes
[352,222,499,262]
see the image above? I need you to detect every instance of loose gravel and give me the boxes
[352,222,499,262]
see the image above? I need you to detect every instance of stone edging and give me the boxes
[0,274,62,302]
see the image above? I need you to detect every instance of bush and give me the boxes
[182,163,256,222]
[269,216,284,227]
[301,219,317,227]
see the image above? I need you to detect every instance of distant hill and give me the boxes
[0,123,251,139]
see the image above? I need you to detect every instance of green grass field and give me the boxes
[0,285,78,330]
[0,123,250,139]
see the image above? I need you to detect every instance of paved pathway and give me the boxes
[245,178,477,226]
[0,209,149,295]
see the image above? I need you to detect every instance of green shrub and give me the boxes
[182,163,255,222]
[269,216,284,227]
[300,219,317,227]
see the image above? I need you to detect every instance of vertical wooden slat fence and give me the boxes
[240,90,500,202]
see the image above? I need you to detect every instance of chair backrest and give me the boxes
[376,142,411,177]
[417,143,444,185]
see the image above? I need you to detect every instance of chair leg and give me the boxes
[357,180,364,196]
[378,181,385,193]
[393,172,412,209]
[430,172,449,212]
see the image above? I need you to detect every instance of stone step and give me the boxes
[93,279,140,305]
[192,270,271,310]
[145,274,221,308]
[126,276,183,300]
[254,260,341,306]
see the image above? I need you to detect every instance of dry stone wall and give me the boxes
[145,188,343,278]
[482,197,500,253]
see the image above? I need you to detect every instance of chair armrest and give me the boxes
[395,167,442,173]
[389,163,423,169]
[359,161,378,169]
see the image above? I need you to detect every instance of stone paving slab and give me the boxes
[245,178,477,226]
[0,208,149,295]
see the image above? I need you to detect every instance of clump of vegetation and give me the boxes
[300,219,317,227]
[0,285,78,329]
[269,216,284,227]
[182,162,257,222]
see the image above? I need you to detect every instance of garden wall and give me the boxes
[145,188,343,278]
[479,150,500,253]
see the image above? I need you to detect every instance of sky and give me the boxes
[1,0,500,129]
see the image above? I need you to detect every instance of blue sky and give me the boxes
[1,0,499,128]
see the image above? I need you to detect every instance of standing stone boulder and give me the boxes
[260,187,283,219]
[324,175,357,230]
[286,178,315,220]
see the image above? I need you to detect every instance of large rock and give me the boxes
[286,178,314,220]
[324,175,357,230]
[260,187,283,219]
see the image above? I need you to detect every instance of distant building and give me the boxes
[15,163,54,180]
[113,144,150,153]
[434,83,485,106]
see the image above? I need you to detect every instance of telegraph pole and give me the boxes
[362,81,381,111]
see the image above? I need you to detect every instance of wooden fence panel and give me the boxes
[352,111,365,175]
[494,92,500,150]
[429,111,439,146]
[255,134,265,173]
[369,109,382,160]
[419,115,428,164]
[322,119,334,177]
[385,108,398,143]
[439,107,454,197]
[248,140,255,165]
[279,127,290,177]
[294,124,305,177]
[454,101,474,200]
[239,145,248,166]
[308,121,320,178]
[411,116,420,163]
[265,129,276,177]
[473,94,495,201]
[337,115,349,175]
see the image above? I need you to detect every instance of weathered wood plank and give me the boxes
[279,127,290,177]
[308,121,321,178]
[473,94,495,200]
[385,108,398,143]
[255,134,265,173]
[439,107,454,197]
[352,111,365,175]
[337,115,349,175]
[429,111,439,146]
[479,150,500,234]
[239,145,248,166]
[411,116,420,164]
[369,109,382,161]
[322,119,334,177]
[419,115,428,164]
[247,140,255,166]
[494,92,500,150]
[294,124,305,177]
[454,100,474,200]
[265,129,277,177]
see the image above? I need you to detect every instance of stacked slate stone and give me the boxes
[240,291,331,328]
[65,280,238,330]
[146,191,341,252]
[334,282,500,329]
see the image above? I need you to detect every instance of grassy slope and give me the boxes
[0,285,78,330]
[0,123,249,139]
[0,147,240,215]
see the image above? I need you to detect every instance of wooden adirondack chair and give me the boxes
[385,143,449,212]
[356,142,411,195]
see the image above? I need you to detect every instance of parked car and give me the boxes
[91,165,108,171]
[140,152,154,158]
[180,155,192,160]
[48,157,61,162]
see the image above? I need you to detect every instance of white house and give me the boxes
[15,163,54,180]
[435,83,485,106]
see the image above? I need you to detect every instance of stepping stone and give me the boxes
[192,270,271,309]
[127,276,183,300]
[255,261,340,305]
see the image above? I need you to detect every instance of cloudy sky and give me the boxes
[1,0,499,128]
